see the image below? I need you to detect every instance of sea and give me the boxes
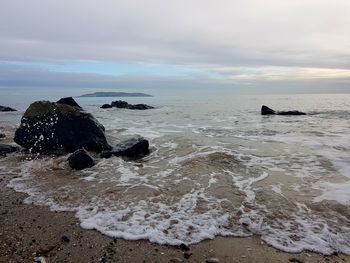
[0,90,350,255]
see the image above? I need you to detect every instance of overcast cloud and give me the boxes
[0,0,349,91]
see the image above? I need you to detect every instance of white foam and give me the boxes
[313,181,350,206]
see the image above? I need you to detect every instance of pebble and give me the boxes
[206,258,219,263]
[179,243,190,251]
[289,258,304,263]
[61,235,70,242]
[183,252,192,259]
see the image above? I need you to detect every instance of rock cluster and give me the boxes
[11,97,150,170]
[100,100,154,110]
[0,105,16,112]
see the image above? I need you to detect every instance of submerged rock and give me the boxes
[278,110,306,116]
[56,97,82,109]
[14,101,110,153]
[128,104,154,110]
[261,105,306,116]
[68,149,95,170]
[101,136,150,159]
[100,104,112,109]
[101,100,154,110]
[0,144,19,156]
[111,100,130,108]
[0,105,16,112]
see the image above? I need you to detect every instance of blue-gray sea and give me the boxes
[1,90,350,255]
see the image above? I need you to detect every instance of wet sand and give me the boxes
[0,173,348,263]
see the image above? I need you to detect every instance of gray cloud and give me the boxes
[0,0,350,92]
[1,0,350,68]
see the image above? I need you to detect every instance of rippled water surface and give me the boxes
[1,93,350,254]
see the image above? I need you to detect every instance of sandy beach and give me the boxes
[1,171,348,263]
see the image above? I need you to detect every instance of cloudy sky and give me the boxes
[0,0,349,93]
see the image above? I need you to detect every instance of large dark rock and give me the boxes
[100,104,112,109]
[56,97,82,109]
[68,149,95,170]
[0,144,19,157]
[14,101,111,153]
[261,105,276,115]
[261,105,306,116]
[0,106,16,112]
[101,136,150,159]
[0,132,5,139]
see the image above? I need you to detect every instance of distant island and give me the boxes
[78,92,153,98]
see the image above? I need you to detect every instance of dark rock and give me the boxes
[128,104,154,110]
[179,243,190,251]
[111,100,130,108]
[56,97,82,109]
[61,235,70,242]
[0,105,16,112]
[278,110,306,116]
[68,149,95,170]
[289,258,304,263]
[261,105,276,115]
[0,132,5,139]
[101,104,112,109]
[14,101,110,153]
[0,144,18,156]
[109,100,154,110]
[261,105,306,116]
[183,252,192,259]
[101,136,149,159]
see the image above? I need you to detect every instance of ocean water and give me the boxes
[1,92,350,255]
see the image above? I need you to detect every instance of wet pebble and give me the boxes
[183,251,192,259]
[289,258,304,263]
[61,235,70,242]
[179,243,190,251]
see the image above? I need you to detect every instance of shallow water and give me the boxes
[1,93,350,254]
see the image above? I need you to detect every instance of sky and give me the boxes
[0,0,350,93]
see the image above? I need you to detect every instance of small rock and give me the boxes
[278,110,306,116]
[68,149,95,170]
[128,104,154,110]
[101,104,112,109]
[183,252,192,259]
[0,105,16,112]
[261,105,276,115]
[101,136,150,160]
[33,256,47,263]
[0,144,19,157]
[111,100,129,108]
[0,132,5,139]
[289,258,304,263]
[179,243,190,251]
[261,105,306,116]
[61,235,70,242]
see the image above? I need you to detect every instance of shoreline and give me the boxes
[1,173,348,263]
